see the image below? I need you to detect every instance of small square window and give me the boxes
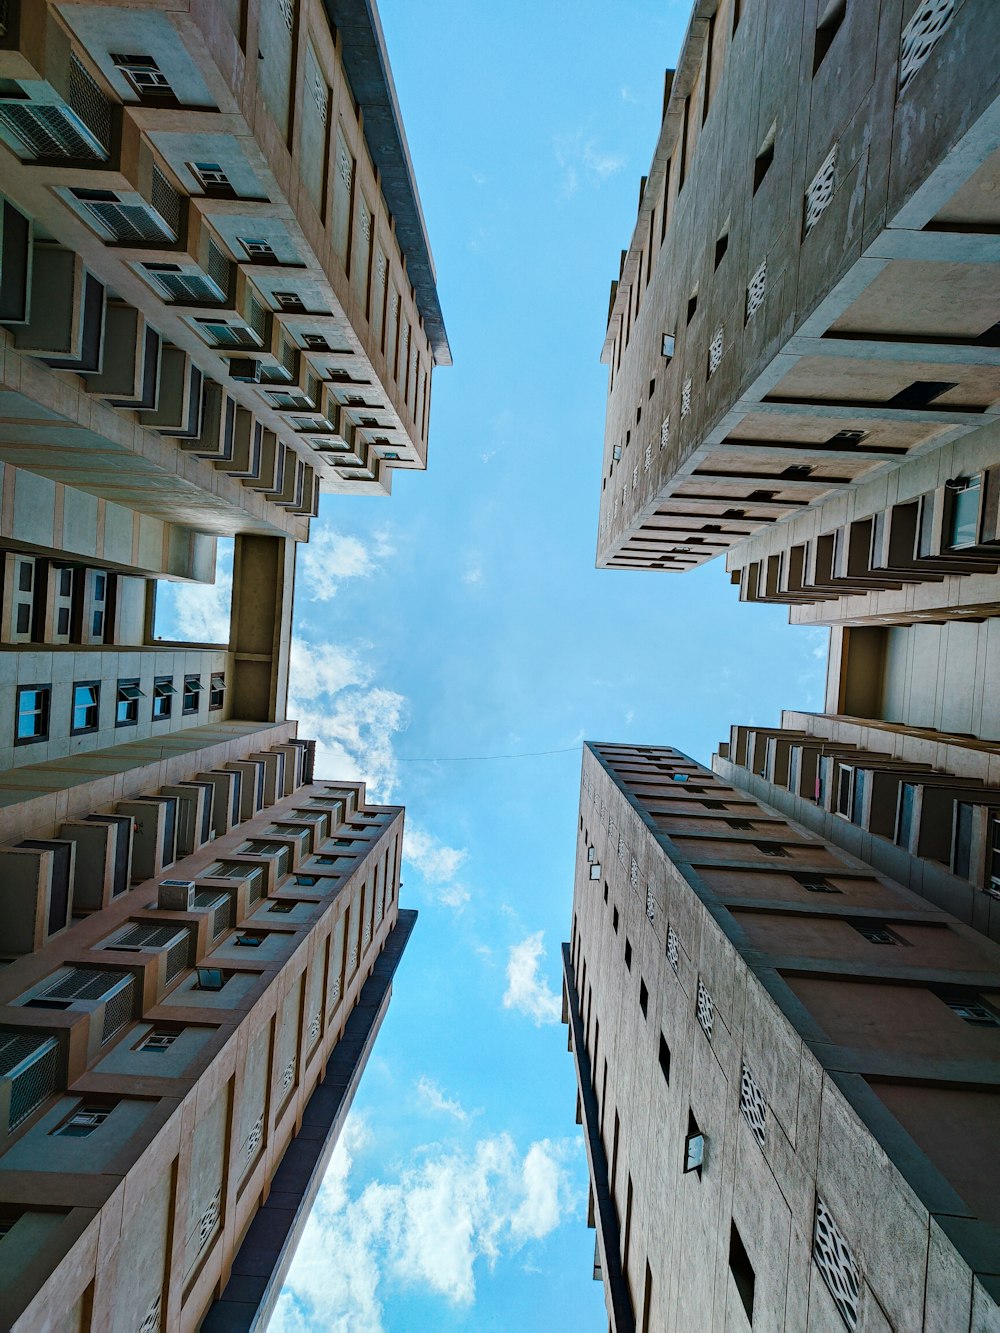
[274,291,306,312]
[304,334,330,350]
[589,862,601,880]
[196,967,225,991]
[239,237,276,262]
[153,676,175,719]
[15,604,31,635]
[56,607,70,637]
[15,685,50,744]
[17,562,33,593]
[112,53,173,99]
[58,568,73,597]
[139,1031,177,1052]
[182,675,202,715]
[91,610,104,638]
[55,1104,112,1137]
[71,681,100,734]
[209,673,225,711]
[235,933,264,948]
[116,679,145,727]
[268,901,296,914]
[684,1119,705,1175]
[190,161,235,196]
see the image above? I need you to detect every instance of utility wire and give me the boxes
[395,744,581,764]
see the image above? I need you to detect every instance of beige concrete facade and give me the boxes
[596,0,1000,584]
[565,741,1000,1332]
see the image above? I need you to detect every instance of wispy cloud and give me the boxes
[404,827,471,909]
[298,525,394,603]
[416,1076,469,1122]
[553,131,626,197]
[461,559,484,587]
[503,932,562,1026]
[272,1116,579,1332]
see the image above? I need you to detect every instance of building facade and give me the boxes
[596,0,999,583]
[565,741,1000,1332]
[0,0,437,1327]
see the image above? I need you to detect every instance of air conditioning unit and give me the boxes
[116,796,178,882]
[191,890,233,940]
[270,743,303,795]
[158,880,195,912]
[197,770,240,838]
[224,760,266,822]
[0,845,74,957]
[139,345,203,438]
[160,784,213,856]
[229,357,262,384]
[248,751,283,806]
[102,923,191,989]
[18,966,136,1061]
[199,861,266,910]
[81,814,134,899]
[0,1031,60,1141]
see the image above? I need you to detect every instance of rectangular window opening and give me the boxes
[729,1221,756,1322]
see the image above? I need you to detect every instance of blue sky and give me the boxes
[162,3,827,1327]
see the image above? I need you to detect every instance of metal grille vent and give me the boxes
[617,832,627,866]
[150,165,181,238]
[739,1061,766,1148]
[248,873,263,906]
[696,979,715,1039]
[362,922,371,949]
[277,0,294,33]
[681,378,692,417]
[68,56,111,153]
[44,968,123,1001]
[813,1198,861,1330]
[82,199,171,243]
[643,443,651,472]
[746,259,767,322]
[0,1032,59,1129]
[804,146,837,234]
[329,975,341,1007]
[281,339,298,375]
[197,1186,222,1251]
[899,0,955,94]
[150,269,218,303]
[164,933,190,982]
[101,978,136,1043]
[349,944,358,971]
[0,102,102,161]
[210,899,232,938]
[112,924,181,950]
[666,927,679,972]
[248,294,267,342]
[137,1292,161,1333]
[708,327,724,377]
[206,241,231,298]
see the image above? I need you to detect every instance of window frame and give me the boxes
[15,683,51,745]
[115,679,145,728]
[70,680,101,736]
[182,674,202,716]
[152,675,175,720]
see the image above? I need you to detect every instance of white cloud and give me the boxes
[298,525,394,603]
[272,1116,579,1332]
[289,638,368,700]
[503,932,562,1026]
[416,1075,468,1122]
[404,827,471,909]
[553,131,625,197]
[462,563,483,586]
[154,537,233,644]
[292,686,407,803]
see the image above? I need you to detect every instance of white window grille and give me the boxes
[197,1186,222,1250]
[338,144,353,191]
[813,1197,861,1330]
[739,1061,767,1148]
[138,1294,162,1333]
[696,978,715,1039]
[630,857,640,893]
[746,259,767,322]
[666,926,679,972]
[645,888,656,923]
[804,146,837,234]
[276,0,295,34]
[660,415,670,450]
[681,378,692,417]
[644,444,652,472]
[899,0,955,94]
[708,327,724,377]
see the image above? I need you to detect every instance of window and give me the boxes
[753,122,776,192]
[15,686,50,744]
[589,862,601,880]
[729,1222,756,1322]
[190,161,235,196]
[938,989,1000,1026]
[112,53,173,99]
[639,979,648,1017]
[274,291,306,312]
[55,1104,112,1137]
[714,222,730,269]
[294,874,318,886]
[945,475,982,550]
[239,237,276,262]
[794,873,841,894]
[182,675,202,715]
[755,842,788,857]
[850,921,905,946]
[658,1034,671,1083]
[624,938,632,971]
[153,676,175,720]
[115,680,144,727]
[209,673,225,711]
[686,289,698,324]
[683,1111,705,1175]
[813,0,847,74]
[196,967,225,991]
[71,681,100,734]
[661,333,675,360]
[603,882,609,904]
[303,333,330,350]
[235,932,264,948]
[139,1031,178,1052]
[671,773,689,783]
[268,901,296,913]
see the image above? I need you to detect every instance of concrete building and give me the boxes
[596,0,1000,583]
[0,0,436,1326]
[565,740,1000,1332]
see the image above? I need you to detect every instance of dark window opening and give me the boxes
[639,979,648,1017]
[753,124,776,193]
[613,907,619,934]
[886,380,958,409]
[15,685,50,744]
[714,227,729,269]
[729,1222,756,1322]
[687,290,698,324]
[658,1034,671,1083]
[624,938,632,971]
[813,0,847,75]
